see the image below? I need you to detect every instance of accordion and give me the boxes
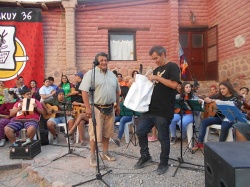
[22,98,35,115]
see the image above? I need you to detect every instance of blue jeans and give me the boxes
[198,116,234,142]
[136,113,171,165]
[169,113,194,139]
[117,116,132,140]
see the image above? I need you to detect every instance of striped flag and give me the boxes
[179,44,188,79]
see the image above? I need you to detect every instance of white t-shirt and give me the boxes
[39,85,54,102]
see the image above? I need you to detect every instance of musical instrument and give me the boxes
[73,105,86,117]
[22,98,35,115]
[203,102,217,119]
[43,104,74,119]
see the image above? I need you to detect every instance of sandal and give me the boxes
[80,141,86,146]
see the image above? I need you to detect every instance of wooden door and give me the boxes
[179,29,206,81]
[179,27,218,81]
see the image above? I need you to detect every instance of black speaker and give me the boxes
[204,142,250,187]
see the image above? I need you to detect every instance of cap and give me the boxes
[57,89,65,95]
[75,72,84,79]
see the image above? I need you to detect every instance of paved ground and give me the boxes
[0,130,216,187]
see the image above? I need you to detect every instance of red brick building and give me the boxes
[1,0,250,96]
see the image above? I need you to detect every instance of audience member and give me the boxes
[30,80,41,101]
[48,76,59,91]
[39,78,56,102]
[59,75,74,101]
[0,91,19,147]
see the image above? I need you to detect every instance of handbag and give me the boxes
[124,72,154,112]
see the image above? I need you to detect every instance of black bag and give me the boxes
[40,129,49,145]
[95,105,113,115]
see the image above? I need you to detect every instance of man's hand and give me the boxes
[51,90,56,96]
[147,74,158,82]
[115,105,120,116]
[85,107,92,118]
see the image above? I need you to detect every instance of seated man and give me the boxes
[4,88,44,146]
[233,111,250,141]
[41,89,74,144]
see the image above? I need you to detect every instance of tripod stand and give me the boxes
[183,100,204,154]
[172,99,204,177]
[52,102,86,162]
[72,60,112,187]
[126,115,139,148]
[119,102,140,148]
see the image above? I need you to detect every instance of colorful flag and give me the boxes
[179,44,188,79]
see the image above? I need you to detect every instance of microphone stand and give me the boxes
[52,102,86,162]
[73,60,112,187]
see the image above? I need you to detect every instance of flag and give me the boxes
[179,44,188,79]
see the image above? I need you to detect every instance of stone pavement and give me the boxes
[0,132,209,187]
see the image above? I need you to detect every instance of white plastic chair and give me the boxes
[124,116,135,144]
[48,123,69,143]
[204,124,234,142]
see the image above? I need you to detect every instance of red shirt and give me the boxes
[14,100,42,120]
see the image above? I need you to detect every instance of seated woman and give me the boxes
[112,86,132,146]
[169,81,202,144]
[30,80,41,101]
[58,75,74,102]
[67,101,89,146]
[0,91,19,147]
[193,80,242,150]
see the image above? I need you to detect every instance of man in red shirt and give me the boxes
[4,88,44,146]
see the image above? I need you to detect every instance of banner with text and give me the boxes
[0,8,44,88]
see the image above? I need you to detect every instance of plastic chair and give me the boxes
[124,116,136,144]
[48,123,69,143]
[204,124,234,142]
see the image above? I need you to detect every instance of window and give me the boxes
[109,31,136,61]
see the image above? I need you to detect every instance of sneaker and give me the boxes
[192,142,204,151]
[148,136,157,142]
[52,135,58,145]
[156,163,169,175]
[0,139,6,147]
[134,156,152,169]
[90,155,97,167]
[110,138,120,147]
[101,152,116,161]
[22,138,31,146]
[170,137,178,145]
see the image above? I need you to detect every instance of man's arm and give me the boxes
[82,91,91,118]
[10,104,21,117]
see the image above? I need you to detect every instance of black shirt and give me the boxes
[71,82,83,103]
[147,62,180,118]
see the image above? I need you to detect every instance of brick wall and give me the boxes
[178,0,208,26]
[208,0,250,99]
[75,0,179,76]
[42,9,66,84]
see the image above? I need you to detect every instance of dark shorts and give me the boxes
[233,122,250,141]
[6,120,38,132]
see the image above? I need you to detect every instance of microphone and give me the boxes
[93,59,100,66]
